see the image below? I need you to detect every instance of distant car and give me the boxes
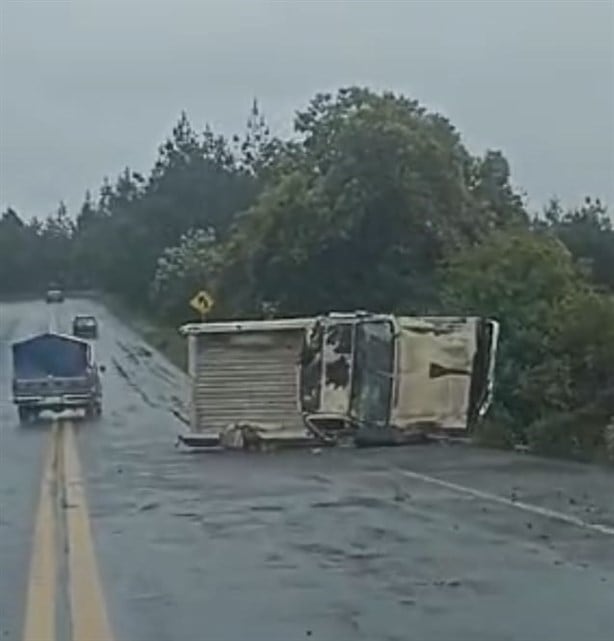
[45,288,64,303]
[72,315,98,339]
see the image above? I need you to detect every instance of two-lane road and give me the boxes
[1,298,613,640]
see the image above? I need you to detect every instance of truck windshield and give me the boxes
[13,335,89,379]
[350,320,395,427]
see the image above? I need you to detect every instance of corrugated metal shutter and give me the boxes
[193,330,304,433]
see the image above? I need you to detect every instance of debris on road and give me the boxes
[138,501,160,512]
[219,422,317,451]
[433,578,462,588]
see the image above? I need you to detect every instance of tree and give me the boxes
[221,87,529,317]
[0,203,82,293]
[442,228,614,457]
[469,150,528,228]
[0,208,37,294]
[149,228,223,322]
[38,202,75,286]
[542,197,614,293]
[69,111,257,306]
[147,112,254,241]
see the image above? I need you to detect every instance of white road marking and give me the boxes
[398,468,614,536]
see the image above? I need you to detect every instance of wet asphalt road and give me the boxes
[1,298,613,641]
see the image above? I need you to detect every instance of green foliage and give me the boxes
[0,209,35,294]
[67,111,259,305]
[540,197,614,293]
[222,88,527,317]
[442,230,614,456]
[150,228,223,323]
[0,204,74,294]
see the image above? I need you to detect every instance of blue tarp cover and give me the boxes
[12,333,89,379]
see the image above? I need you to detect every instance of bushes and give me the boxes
[149,228,223,323]
[442,229,614,459]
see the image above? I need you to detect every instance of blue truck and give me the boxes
[11,332,103,422]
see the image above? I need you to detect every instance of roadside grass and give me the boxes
[140,325,187,373]
[99,295,188,372]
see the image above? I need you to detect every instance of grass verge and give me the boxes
[99,294,187,372]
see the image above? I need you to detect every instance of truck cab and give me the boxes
[299,314,499,444]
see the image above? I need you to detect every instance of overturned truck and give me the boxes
[178,313,498,449]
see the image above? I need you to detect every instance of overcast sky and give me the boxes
[1,0,613,218]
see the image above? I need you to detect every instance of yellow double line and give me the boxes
[22,421,114,641]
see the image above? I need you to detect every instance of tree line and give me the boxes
[1,87,613,459]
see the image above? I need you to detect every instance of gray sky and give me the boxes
[1,0,613,219]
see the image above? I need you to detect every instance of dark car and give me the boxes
[72,315,98,339]
[45,288,65,303]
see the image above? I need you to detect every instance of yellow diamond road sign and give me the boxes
[190,290,214,316]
